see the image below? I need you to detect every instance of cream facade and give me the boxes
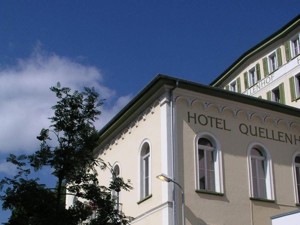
[211,15,300,109]
[95,75,300,225]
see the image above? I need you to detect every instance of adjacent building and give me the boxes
[211,15,300,109]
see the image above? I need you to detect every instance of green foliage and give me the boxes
[0,84,132,225]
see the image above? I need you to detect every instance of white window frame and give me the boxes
[195,132,223,193]
[291,34,300,58]
[111,163,122,212]
[139,140,151,200]
[248,67,258,87]
[295,74,300,98]
[112,163,121,199]
[247,143,274,200]
[230,80,237,92]
[272,86,280,103]
[292,152,300,204]
[268,51,278,73]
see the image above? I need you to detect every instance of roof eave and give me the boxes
[97,75,300,149]
[210,14,300,87]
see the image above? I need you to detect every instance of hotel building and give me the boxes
[67,15,300,225]
[94,74,300,225]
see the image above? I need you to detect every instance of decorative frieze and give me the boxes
[174,94,300,128]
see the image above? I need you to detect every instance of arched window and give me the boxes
[112,164,120,196]
[111,164,121,212]
[113,164,120,179]
[248,145,273,200]
[140,141,151,199]
[293,153,300,203]
[196,134,223,193]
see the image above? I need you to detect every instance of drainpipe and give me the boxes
[170,80,180,225]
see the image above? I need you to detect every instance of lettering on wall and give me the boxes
[188,112,231,131]
[244,74,274,95]
[187,112,300,146]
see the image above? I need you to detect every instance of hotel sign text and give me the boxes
[244,74,274,95]
[187,112,300,146]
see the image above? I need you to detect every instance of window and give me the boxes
[229,78,241,93]
[230,81,237,92]
[291,35,300,58]
[249,69,257,86]
[296,75,300,97]
[293,153,300,204]
[112,164,120,199]
[248,145,273,200]
[195,134,223,193]
[140,141,151,199]
[289,74,300,101]
[272,87,280,103]
[112,164,121,211]
[244,64,261,89]
[267,83,285,104]
[268,52,278,73]
[249,67,258,87]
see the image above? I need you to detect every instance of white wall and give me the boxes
[272,211,300,225]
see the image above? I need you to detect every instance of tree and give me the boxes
[0,83,132,225]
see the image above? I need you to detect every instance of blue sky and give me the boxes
[0,0,299,222]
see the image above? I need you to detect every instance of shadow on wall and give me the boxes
[185,205,207,225]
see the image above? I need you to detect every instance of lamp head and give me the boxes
[156,173,172,182]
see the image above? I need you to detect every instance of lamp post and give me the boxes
[157,173,185,225]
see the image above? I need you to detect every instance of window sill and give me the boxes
[294,96,300,102]
[195,189,224,196]
[250,197,275,203]
[137,194,152,204]
[291,54,300,60]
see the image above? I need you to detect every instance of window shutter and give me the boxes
[262,57,269,76]
[244,72,249,89]
[237,77,241,93]
[279,83,285,104]
[285,41,291,62]
[256,63,261,80]
[277,48,282,67]
[225,85,229,90]
[289,76,296,101]
[267,91,271,101]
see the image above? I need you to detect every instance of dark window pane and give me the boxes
[259,178,267,198]
[198,149,205,169]
[251,147,267,199]
[200,175,205,189]
[251,148,263,157]
[207,170,215,191]
[199,138,212,147]
[198,137,217,191]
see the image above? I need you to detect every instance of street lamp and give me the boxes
[157,174,185,225]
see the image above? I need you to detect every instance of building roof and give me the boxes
[97,74,300,147]
[210,14,300,87]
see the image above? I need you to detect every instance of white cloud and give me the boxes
[0,49,131,155]
[98,95,133,128]
[0,160,17,176]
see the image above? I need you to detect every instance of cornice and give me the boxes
[97,99,160,156]
[174,94,300,129]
